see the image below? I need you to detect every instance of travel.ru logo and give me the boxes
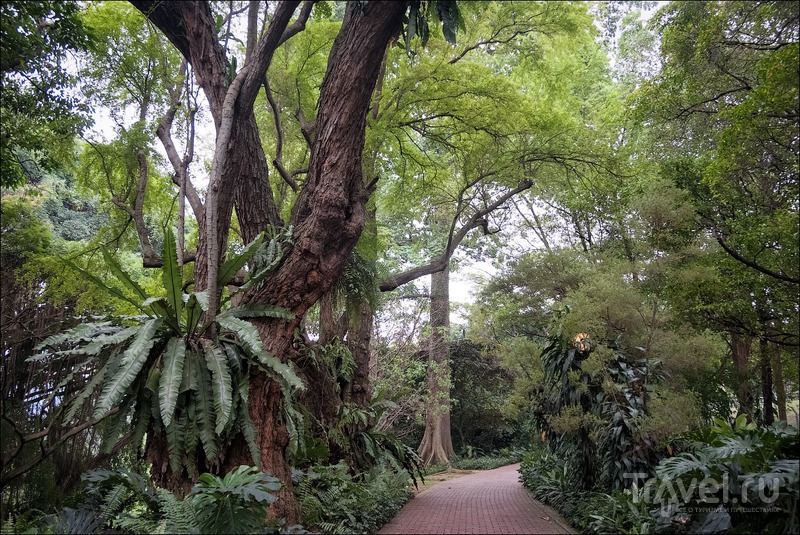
[624,472,782,510]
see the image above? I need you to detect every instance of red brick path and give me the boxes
[378,463,574,534]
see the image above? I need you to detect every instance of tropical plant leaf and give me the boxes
[217,232,264,288]
[63,359,108,422]
[235,232,291,295]
[145,358,161,394]
[130,388,152,453]
[219,304,294,320]
[235,262,280,294]
[194,358,218,461]
[180,349,198,393]
[434,0,463,45]
[202,343,233,435]
[34,322,115,352]
[184,293,204,337]
[166,407,188,475]
[194,290,210,312]
[101,248,148,301]
[162,227,183,321]
[184,398,199,478]
[216,315,303,392]
[74,326,139,356]
[95,318,163,417]
[236,378,261,466]
[65,258,146,313]
[159,337,187,427]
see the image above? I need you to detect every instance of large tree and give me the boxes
[122,0,408,519]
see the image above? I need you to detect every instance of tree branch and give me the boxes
[380,179,533,292]
[713,228,799,284]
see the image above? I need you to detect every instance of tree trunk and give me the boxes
[772,343,786,423]
[759,336,774,426]
[231,2,407,521]
[134,0,407,522]
[343,209,377,409]
[417,267,455,465]
[730,332,753,420]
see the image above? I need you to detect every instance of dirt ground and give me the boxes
[411,468,475,495]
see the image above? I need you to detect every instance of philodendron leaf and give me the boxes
[160,337,187,427]
[95,318,163,417]
[202,342,233,434]
[162,227,183,321]
[216,315,303,392]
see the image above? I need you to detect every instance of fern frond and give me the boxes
[217,232,264,288]
[194,361,219,462]
[217,315,303,392]
[202,343,233,434]
[95,318,163,417]
[161,227,183,322]
[159,337,187,427]
[34,321,115,352]
[166,408,188,475]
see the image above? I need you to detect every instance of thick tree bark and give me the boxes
[417,267,455,465]
[772,343,786,422]
[132,0,407,522]
[233,1,407,521]
[759,336,774,425]
[730,332,753,420]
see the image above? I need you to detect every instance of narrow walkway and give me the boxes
[378,463,574,534]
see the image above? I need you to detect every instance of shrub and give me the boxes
[649,416,799,533]
[7,465,293,534]
[295,463,411,534]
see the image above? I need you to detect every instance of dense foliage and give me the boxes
[1,0,797,533]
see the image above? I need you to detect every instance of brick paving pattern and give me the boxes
[378,463,574,534]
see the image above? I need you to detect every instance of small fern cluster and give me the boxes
[295,463,411,534]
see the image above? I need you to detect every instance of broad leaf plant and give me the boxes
[31,226,303,478]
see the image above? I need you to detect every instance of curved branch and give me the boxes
[380,179,533,292]
[713,228,799,284]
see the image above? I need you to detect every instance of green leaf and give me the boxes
[65,258,146,313]
[203,343,233,434]
[217,233,264,288]
[166,407,188,475]
[101,248,148,300]
[159,337,187,427]
[64,361,107,422]
[180,349,198,393]
[195,290,210,312]
[162,227,183,321]
[33,322,117,354]
[235,379,261,467]
[216,316,303,392]
[194,359,218,461]
[406,3,418,46]
[184,293,204,336]
[434,0,462,45]
[94,318,163,417]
